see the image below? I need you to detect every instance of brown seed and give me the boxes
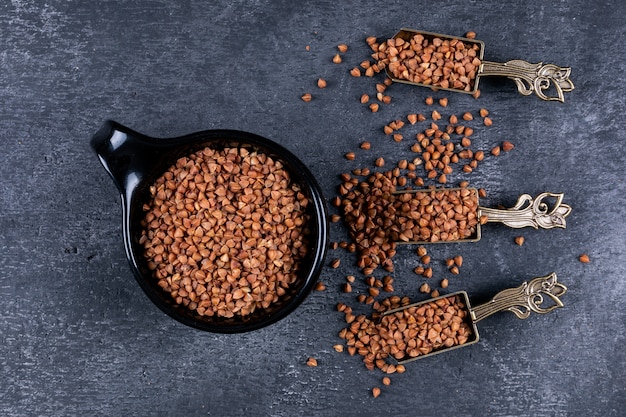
[333,54,342,64]
[407,114,418,124]
[479,108,489,117]
[465,31,477,39]
[420,283,431,293]
[450,266,459,275]
[306,357,318,367]
[425,96,434,105]
[431,289,440,298]
[502,141,515,152]
[343,283,352,293]
[515,236,525,246]
[484,117,493,127]
[345,152,356,160]
[346,275,355,283]
[462,112,473,121]
[315,282,326,291]
[423,267,433,279]
[449,114,458,124]
[333,344,344,353]
[369,103,379,112]
[360,94,370,104]
[440,278,449,289]
[350,67,361,77]
[372,387,381,398]
[491,146,501,156]
[301,93,312,102]
[382,377,391,386]
[331,259,341,268]
[360,141,372,150]
[337,43,348,53]
[417,246,427,257]
[363,64,377,74]
[472,89,481,99]
[421,255,431,264]
[330,214,341,223]
[454,256,463,267]
[317,78,327,89]
[439,97,448,107]
[478,188,487,198]
[579,254,590,263]
[375,157,385,167]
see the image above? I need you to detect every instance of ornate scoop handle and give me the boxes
[479,192,571,229]
[479,60,574,102]
[470,273,567,323]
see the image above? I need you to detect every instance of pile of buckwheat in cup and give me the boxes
[140,147,311,318]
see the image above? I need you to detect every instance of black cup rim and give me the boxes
[91,120,329,333]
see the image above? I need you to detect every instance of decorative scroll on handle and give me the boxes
[479,192,571,229]
[470,273,567,323]
[479,60,574,102]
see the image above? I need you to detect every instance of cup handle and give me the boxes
[90,120,173,201]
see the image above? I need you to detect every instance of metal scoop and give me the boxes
[387,28,574,102]
[380,272,567,364]
[392,188,572,244]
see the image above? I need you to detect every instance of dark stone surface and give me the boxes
[1,1,624,416]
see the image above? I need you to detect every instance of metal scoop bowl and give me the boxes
[391,187,572,244]
[385,28,574,102]
[380,272,567,364]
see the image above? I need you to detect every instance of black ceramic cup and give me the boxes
[91,120,329,332]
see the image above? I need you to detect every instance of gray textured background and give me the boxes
[1,1,624,416]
